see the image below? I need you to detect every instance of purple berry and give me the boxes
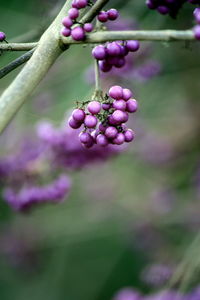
[62,16,73,28]
[122,88,132,101]
[113,133,125,145]
[61,27,71,37]
[71,26,85,41]
[68,116,82,129]
[112,110,126,124]
[124,129,135,142]
[0,31,6,41]
[87,101,101,114]
[82,139,94,148]
[76,0,88,9]
[83,23,93,32]
[126,99,138,113]
[102,103,111,111]
[193,25,200,40]
[194,8,200,24]
[107,42,121,56]
[92,45,107,60]
[105,126,118,139]
[72,108,85,122]
[99,123,108,132]
[79,132,92,144]
[107,8,119,21]
[99,60,112,72]
[114,57,126,68]
[126,40,140,52]
[109,85,123,100]
[68,8,79,19]
[113,100,126,111]
[97,11,108,23]
[84,115,97,128]
[96,134,109,147]
[157,6,169,15]
[72,0,78,8]
[108,115,117,125]
[119,45,129,57]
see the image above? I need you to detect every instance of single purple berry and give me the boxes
[0,31,6,41]
[157,6,169,15]
[146,0,156,9]
[72,108,85,122]
[61,27,71,37]
[84,115,97,128]
[96,134,109,147]
[92,45,107,60]
[122,112,129,122]
[114,57,126,68]
[193,25,200,40]
[119,45,129,57]
[124,129,135,142]
[107,42,121,56]
[107,8,119,21]
[113,133,125,145]
[68,8,79,20]
[97,11,108,23]
[83,23,93,32]
[113,100,126,111]
[102,103,111,111]
[68,116,82,129]
[105,126,118,139]
[71,26,85,41]
[109,85,123,100]
[99,60,112,72]
[126,99,138,113]
[122,88,132,101]
[79,132,92,144]
[76,0,88,9]
[62,16,73,28]
[126,40,140,52]
[82,139,94,148]
[87,101,101,114]
[72,0,78,8]
[112,110,127,124]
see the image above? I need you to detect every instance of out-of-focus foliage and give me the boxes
[0,1,200,300]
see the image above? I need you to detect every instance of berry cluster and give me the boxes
[97,8,119,23]
[146,0,187,18]
[193,8,200,40]
[61,0,93,40]
[92,40,140,73]
[0,31,6,42]
[68,85,137,148]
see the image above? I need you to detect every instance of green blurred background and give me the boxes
[0,1,200,299]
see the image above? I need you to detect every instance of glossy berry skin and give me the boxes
[76,0,88,9]
[126,40,140,52]
[87,101,101,115]
[194,25,200,40]
[112,110,126,124]
[72,109,85,122]
[84,115,97,128]
[61,27,71,37]
[68,8,79,20]
[113,133,125,145]
[79,132,92,144]
[83,23,93,32]
[105,126,118,139]
[62,16,73,28]
[97,11,108,23]
[0,32,6,41]
[107,8,119,21]
[126,99,138,113]
[107,42,121,56]
[124,129,135,142]
[113,100,126,111]
[68,117,82,129]
[96,134,109,147]
[71,26,85,41]
[109,85,123,100]
[92,45,107,60]
[122,88,132,101]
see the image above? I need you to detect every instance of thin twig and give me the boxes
[0,43,38,51]
[0,49,35,79]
